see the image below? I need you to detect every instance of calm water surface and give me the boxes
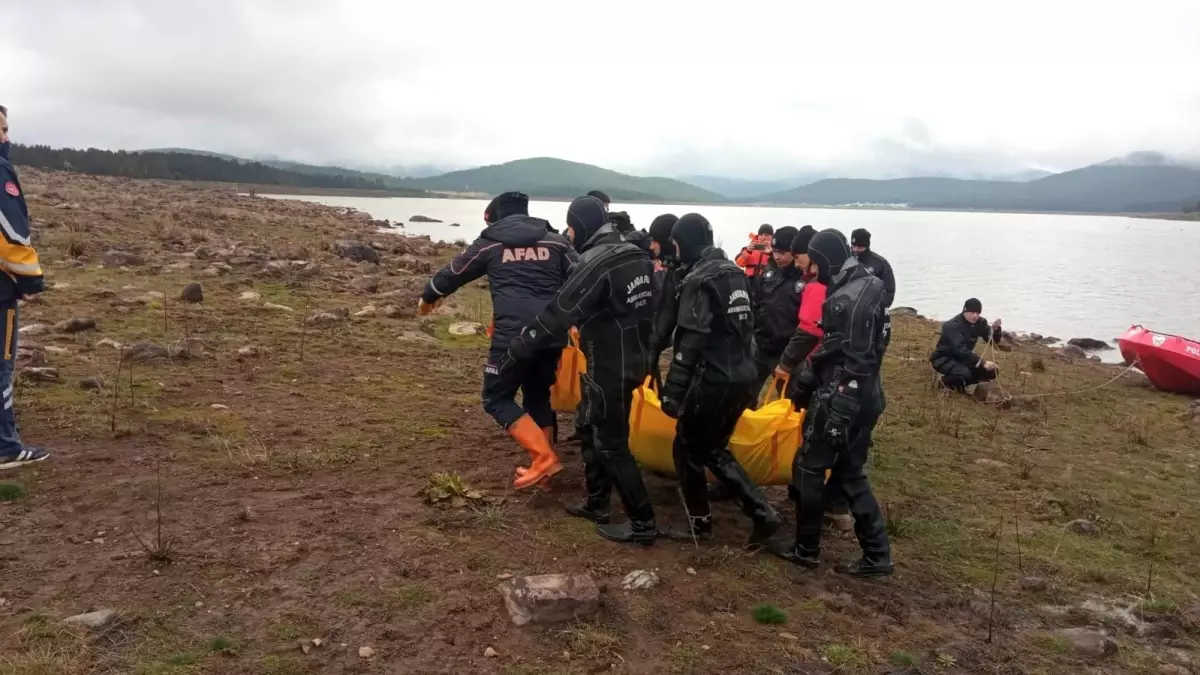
[270,195,1200,358]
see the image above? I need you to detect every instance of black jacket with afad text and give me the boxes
[752,259,802,357]
[665,247,758,389]
[854,249,896,308]
[930,313,1001,373]
[422,215,575,348]
[510,226,655,386]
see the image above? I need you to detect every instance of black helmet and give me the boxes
[807,228,851,284]
[671,213,713,263]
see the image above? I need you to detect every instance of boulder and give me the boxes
[383,304,414,319]
[306,311,346,327]
[1040,336,1061,345]
[20,367,60,383]
[238,291,262,302]
[449,322,485,336]
[1058,628,1117,658]
[193,246,213,260]
[350,277,381,294]
[398,331,437,344]
[497,574,601,626]
[395,255,433,274]
[971,381,1008,404]
[179,283,204,303]
[122,343,170,363]
[1058,345,1088,360]
[55,317,97,333]
[63,609,118,631]
[168,338,208,359]
[1067,519,1100,536]
[354,305,377,318]
[103,250,145,267]
[408,215,443,223]
[331,240,379,264]
[80,377,105,390]
[621,570,660,591]
[1068,337,1113,351]
[890,306,919,317]
[264,302,295,313]
[18,323,50,337]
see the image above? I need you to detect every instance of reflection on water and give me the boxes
[268,194,1200,355]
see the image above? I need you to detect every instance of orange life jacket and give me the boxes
[736,234,773,277]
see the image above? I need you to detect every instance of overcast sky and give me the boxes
[3,0,1198,179]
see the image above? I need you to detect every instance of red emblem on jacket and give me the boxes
[3,181,17,197]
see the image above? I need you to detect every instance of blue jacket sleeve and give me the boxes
[0,162,45,297]
[421,238,496,304]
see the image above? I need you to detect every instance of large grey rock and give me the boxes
[63,609,117,630]
[179,283,204,304]
[306,311,346,327]
[1058,344,1088,360]
[103,250,144,267]
[498,574,601,626]
[408,215,443,223]
[890,306,919,317]
[18,323,50,337]
[331,240,379,264]
[1067,519,1100,536]
[972,381,1008,404]
[122,343,170,363]
[55,317,97,333]
[1068,337,1113,351]
[1058,628,1118,658]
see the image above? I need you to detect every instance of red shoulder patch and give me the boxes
[3,182,17,198]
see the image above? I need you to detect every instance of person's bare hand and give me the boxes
[774,366,790,381]
[984,360,997,371]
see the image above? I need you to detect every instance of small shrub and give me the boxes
[891,650,919,667]
[208,635,236,652]
[65,232,87,259]
[751,603,788,625]
[821,643,867,668]
[0,481,25,501]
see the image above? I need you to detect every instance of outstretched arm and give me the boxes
[421,238,496,306]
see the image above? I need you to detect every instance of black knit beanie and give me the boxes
[790,225,816,254]
[963,298,983,314]
[758,223,774,236]
[772,226,799,252]
[851,228,871,249]
[484,191,529,224]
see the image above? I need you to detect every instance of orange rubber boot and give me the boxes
[510,416,562,489]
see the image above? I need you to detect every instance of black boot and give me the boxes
[658,515,714,542]
[835,555,894,579]
[766,538,820,569]
[707,482,732,502]
[569,437,613,524]
[710,453,782,547]
[596,437,656,546]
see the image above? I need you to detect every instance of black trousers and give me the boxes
[792,380,890,559]
[579,374,654,523]
[938,362,997,391]
[482,347,558,429]
[674,382,774,525]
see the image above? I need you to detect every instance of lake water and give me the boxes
[270,194,1200,360]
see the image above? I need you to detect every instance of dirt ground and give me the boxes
[1,170,1197,675]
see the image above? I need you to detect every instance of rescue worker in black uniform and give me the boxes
[769,229,894,578]
[657,214,782,546]
[749,226,802,405]
[930,298,1002,391]
[419,192,575,489]
[508,195,659,545]
[647,214,682,375]
[850,229,896,308]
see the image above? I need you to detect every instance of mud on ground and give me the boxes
[1,170,1198,674]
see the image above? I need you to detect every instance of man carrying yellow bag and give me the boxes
[656,214,782,547]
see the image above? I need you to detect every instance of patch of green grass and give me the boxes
[666,644,702,671]
[800,599,825,613]
[207,636,235,653]
[890,650,919,667]
[560,623,622,660]
[258,654,313,675]
[1033,633,1070,654]
[538,517,599,549]
[0,481,26,501]
[267,621,303,642]
[388,584,432,610]
[821,643,867,668]
[751,603,788,625]
[1139,596,1177,615]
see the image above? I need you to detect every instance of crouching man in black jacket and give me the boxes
[420,192,574,489]
[769,229,893,578]
[657,214,782,547]
[508,195,659,545]
[931,298,1002,391]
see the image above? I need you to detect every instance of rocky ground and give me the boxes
[1,169,1198,675]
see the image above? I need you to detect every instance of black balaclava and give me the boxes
[648,214,679,254]
[963,298,983,314]
[772,226,798,253]
[587,190,611,209]
[790,225,816,254]
[807,228,852,284]
[565,195,608,251]
[851,228,871,250]
[483,191,529,224]
[671,213,713,264]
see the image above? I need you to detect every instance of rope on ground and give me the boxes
[979,334,1141,404]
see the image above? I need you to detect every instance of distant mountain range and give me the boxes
[27,145,1200,214]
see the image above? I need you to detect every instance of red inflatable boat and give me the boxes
[1117,325,1200,395]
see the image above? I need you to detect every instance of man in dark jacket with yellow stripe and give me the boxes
[0,105,50,470]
